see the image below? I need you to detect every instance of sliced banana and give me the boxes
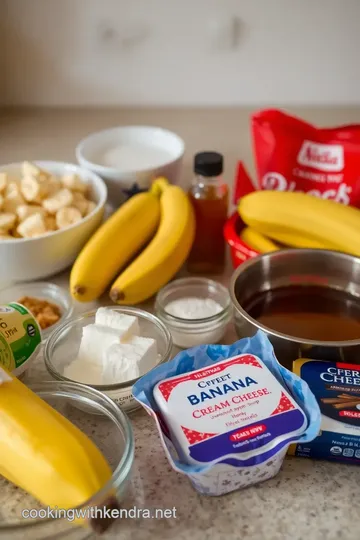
[72,191,85,202]
[72,192,89,216]
[56,206,82,229]
[0,163,96,238]
[0,212,17,231]
[5,181,21,198]
[43,188,74,214]
[22,161,40,177]
[10,227,22,238]
[17,213,47,238]
[22,161,49,182]
[0,173,7,193]
[44,215,57,231]
[61,173,87,194]
[86,201,96,215]
[16,204,46,222]
[21,175,49,203]
[46,175,61,197]
[3,191,26,213]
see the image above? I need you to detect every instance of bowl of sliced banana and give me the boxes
[0,161,107,282]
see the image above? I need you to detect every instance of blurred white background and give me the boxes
[1,0,360,107]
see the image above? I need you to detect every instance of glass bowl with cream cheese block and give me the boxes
[155,277,232,348]
[44,306,173,413]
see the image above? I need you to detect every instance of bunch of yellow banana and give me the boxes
[71,178,195,304]
[240,227,280,253]
[238,191,360,256]
[0,367,114,530]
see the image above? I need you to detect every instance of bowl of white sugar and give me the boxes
[76,126,185,206]
[155,277,232,348]
[44,306,173,413]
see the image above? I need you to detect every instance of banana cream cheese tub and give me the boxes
[153,355,307,467]
[133,331,321,496]
[0,303,42,376]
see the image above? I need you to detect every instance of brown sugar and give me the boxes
[17,296,62,330]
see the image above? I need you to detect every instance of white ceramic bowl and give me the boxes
[76,126,185,205]
[0,161,107,282]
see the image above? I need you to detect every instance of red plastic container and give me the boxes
[224,211,260,268]
[225,106,360,269]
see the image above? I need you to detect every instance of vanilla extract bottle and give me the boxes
[187,152,229,274]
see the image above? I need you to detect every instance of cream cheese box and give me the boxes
[290,358,360,463]
[133,332,321,496]
[153,354,307,468]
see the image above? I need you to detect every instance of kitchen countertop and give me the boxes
[1,106,360,540]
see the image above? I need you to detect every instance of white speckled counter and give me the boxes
[1,107,360,540]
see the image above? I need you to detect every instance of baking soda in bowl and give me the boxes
[101,144,173,171]
[133,331,321,496]
[164,297,225,347]
[155,278,232,348]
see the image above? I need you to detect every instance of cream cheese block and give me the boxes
[63,309,158,386]
[102,336,157,384]
[77,324,123,365]
[95,307,140,338]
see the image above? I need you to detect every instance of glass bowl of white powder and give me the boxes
[44,306,172,413]
[155,277,232,348]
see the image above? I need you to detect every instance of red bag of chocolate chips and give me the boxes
[246,109,360,207]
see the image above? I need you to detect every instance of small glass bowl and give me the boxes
[0,380,134,540]
[155,277,232,348]
[0,282,74,341]
[44,306,173,413]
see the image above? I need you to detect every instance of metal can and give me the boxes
[0,303,42,376]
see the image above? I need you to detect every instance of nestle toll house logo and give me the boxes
[297,140,344,172]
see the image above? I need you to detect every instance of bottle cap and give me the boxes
[194,152,223,177]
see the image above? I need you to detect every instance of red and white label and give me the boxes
[154,354,305,448]
[297,140,344,172]
[233,109,360,207]
[230,424,267,442]
[340,410,360,419]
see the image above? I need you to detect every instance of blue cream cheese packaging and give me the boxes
[290,359,360,464]
[133,331,321,496]
[153,354,307,467]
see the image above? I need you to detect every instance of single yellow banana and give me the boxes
[110,178,195,305]
[70,189,161,302]
[240,226,280,253]
[238,191,360,256]
[0,368,113,513]
[262,229,328,250]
